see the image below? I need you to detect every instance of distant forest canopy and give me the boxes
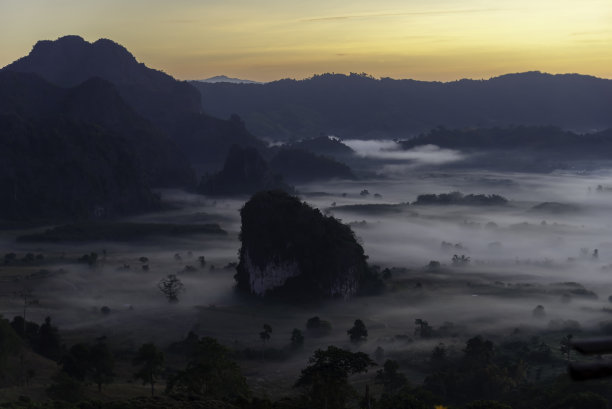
[193,71,612,141]
[401,126,608,151]
[399,126,612,165]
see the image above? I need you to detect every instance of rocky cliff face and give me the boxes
[242,251,301,296]
[235,190,368,299]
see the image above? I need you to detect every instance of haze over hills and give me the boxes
[194,72,612,141]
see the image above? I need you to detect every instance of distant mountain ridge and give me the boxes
[193,71,612,140]
[196,75,261,84]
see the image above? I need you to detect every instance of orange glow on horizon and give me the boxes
[1,0,611,82]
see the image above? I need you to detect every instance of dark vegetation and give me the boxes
[413,192,508,206]
[158,275,185,303]
[306,316,333,336]
[2,312,612,409]
[235,190,373,298]
[288,135,355,158]
[17,222,226,242]
[530,202,581,214]
[401,125,612,154]
[194,71,612,140]
[330,203,411,215]
[400,126,612,171]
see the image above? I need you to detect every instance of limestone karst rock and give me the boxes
[235,190,368,299]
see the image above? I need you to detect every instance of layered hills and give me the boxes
[0,36,274,221]
[3,35,265,167]
[194,72,612,140]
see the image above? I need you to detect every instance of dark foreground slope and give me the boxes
[194,72,612,140]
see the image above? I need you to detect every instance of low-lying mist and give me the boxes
[3,165,612,386]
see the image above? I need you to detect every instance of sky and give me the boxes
[1,0,611,82]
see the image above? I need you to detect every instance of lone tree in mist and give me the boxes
[166,336,249,401]
[90,341,115,392]
[347,319,368,342]
[560,334,574,361]
[452,254,470,267]
[415,319,433,338]
[133,343,165,396]
[158,274,185,303]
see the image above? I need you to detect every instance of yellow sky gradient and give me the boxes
[1,0,611,82]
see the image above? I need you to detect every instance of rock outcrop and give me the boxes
[235,190,368,299]
[199,146,292,196]
[269,148,355,183]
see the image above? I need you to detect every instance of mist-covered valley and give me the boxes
[3,33,612,409]
[4,161,612,406]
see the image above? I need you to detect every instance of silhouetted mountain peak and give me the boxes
[198,75,261,84]
[4,35,201,123]
[3,36,270,169]
[7,35,156,87]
